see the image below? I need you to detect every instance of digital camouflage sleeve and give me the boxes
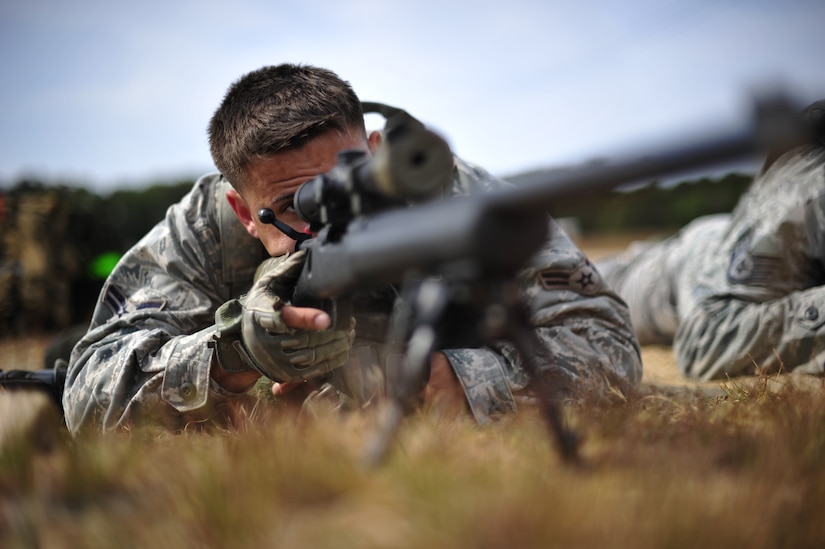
[63,158,642,433]
[675,146,825,379]
[600,146,825,381]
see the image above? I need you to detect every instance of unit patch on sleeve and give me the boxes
[726,230,779,286]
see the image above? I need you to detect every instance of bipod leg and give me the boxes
[507,322,580,464]
[362,277,448,467]
[483,284,579,464]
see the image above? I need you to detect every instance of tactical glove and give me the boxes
[212,251,355,383]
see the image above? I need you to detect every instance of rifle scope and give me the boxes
[293,122,454,232]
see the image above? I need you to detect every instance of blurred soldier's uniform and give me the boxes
[64,159,642,433]
[598,143,825,380]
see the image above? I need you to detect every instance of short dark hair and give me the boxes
[208,64,366,189]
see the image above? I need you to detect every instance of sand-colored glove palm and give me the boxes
[238,251,355,383]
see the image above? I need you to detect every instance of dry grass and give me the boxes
[2,334,824,548]
[1,234,824,548]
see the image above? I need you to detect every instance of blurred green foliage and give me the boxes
[546,172,753,233]
[2,177,194,258]
[1,178,194,327]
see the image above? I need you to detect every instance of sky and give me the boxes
[1,0,823,192]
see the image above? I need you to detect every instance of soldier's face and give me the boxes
[227,129,371,257]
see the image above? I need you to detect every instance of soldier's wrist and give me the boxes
[209,352,260,393]
[211,299,256,374]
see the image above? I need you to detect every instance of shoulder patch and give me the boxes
[103,284,167,317]
[537,259,604,295]
[727,230,778,286]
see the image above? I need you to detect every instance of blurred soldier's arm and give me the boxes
[674,145,825,380]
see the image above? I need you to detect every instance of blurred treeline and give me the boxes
[0,179,193,336]
[0,170,753,336]
[521,171,754,233]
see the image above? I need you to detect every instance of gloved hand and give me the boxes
[212,251,355,383]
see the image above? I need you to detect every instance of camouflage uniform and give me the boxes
[598,145,825,380]
[63,158,641,433]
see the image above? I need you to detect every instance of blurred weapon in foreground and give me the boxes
[259,95,813,466]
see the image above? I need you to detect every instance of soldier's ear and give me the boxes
[226,189,259,239]
[368,130,382,153]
